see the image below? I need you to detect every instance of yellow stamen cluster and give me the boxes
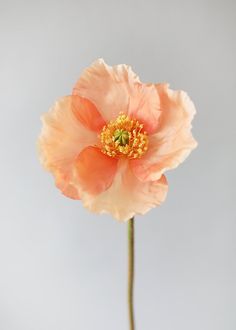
[100,113,149,159]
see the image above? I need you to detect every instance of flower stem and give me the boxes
[128,217,135,330]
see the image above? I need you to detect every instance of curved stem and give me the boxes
[128,217,135,330]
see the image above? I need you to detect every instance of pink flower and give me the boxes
[38,59,197,221]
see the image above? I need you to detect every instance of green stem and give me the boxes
[128,217,135,330]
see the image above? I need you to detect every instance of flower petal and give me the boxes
[128,83,161,134]
[54,170,80,200]
[38,96,98,198]
[80,160,168,221]
[156,83,196,138]
[71,95,106,132]
[130,84,197,181]
[74,146,118,195]
[73,59,140,122]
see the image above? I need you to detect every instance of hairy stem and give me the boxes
[128,217,135,330]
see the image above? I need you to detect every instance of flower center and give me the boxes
[100,113,149,159]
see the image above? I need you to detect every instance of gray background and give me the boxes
[0,0,235,329]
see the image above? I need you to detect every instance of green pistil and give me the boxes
[114,129,129,146]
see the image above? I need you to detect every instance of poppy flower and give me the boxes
[38,59,197,221]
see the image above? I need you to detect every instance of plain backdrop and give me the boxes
[0,0,235,329]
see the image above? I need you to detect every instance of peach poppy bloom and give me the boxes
[38,59,197,221]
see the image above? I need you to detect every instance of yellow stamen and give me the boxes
[100,113,149,159]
